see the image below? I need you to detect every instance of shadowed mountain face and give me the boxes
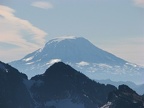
[0,61,144,108]
[10,37,144,83]
[30,62,117,108]
[0,61,34,108]
[101,85,144,108]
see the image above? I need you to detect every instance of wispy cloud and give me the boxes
[134,0,144,8]
[31,1,53,9]
[0,5,47,62]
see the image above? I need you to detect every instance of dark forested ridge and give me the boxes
[31,62,116,108]
[0,61,144,108]
[0,61,34,108]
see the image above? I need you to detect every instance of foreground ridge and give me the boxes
[101,85,144,108]
[1,61,144,108]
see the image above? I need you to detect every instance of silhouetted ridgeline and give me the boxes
[0,61,144,108]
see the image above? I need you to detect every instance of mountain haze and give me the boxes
[10,37,144,83]
[96,79,144,95]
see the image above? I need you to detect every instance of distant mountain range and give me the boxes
[96,79,144,95]
[0,61,144,108]
[10,37,144,84]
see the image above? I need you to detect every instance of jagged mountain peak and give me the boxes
[0,61,33,108]
[118,84,137,94]
[0,61,28,80]
[102,84,144,108]
[31,62,89,83]
[0,61,18,73]
[31,62,117,108]
[44,62,77,75]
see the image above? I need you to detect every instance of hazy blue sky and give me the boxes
[0,0,144,66]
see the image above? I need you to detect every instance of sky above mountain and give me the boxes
[0,0,144,66]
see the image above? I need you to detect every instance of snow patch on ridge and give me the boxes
[52,36,77,42]
[76,61,89,66]
[26,62,34,65]
[97,64,112,68]
[46,59,61,65]
[46,36,78,45]
[23,56,34,62]
[100,102,112,108]
[126,62,138,67]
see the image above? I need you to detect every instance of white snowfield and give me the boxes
[100,102,112,108]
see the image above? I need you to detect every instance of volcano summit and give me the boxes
[10,37,144,84]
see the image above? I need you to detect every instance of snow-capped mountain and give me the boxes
[10,36,144,83]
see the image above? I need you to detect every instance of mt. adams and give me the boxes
[10,37,144,83]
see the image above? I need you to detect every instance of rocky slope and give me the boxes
[101,85,144,108]
[30,62,117,108]
[0,61,34,108]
